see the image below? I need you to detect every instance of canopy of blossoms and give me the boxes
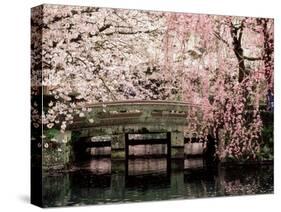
[31,5,273,160]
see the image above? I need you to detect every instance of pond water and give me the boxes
[42,158,273,207]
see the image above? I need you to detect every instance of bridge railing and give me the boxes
[70,100,201,129]
[77,100,199,112]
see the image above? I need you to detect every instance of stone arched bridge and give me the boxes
[68,100,202,160]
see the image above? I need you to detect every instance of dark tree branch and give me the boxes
[80,7,99,14]
[98,76,118,101]
[213,31,230,47]
[66,50,73,62]
[75,57,87,67]
[104,28,158,36]
[49,14,70,25]
[214,31,262,62]
[98,24,112,33]
[230,21,246,83]
[70,34,83,43]
[243,56,263,61]
[238,20,245,43]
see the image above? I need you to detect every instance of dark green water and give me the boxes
[42,158,273,207]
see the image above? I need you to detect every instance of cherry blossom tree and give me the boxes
[32,5,167,131]
[31,5,273,160]
[163,14,273,160]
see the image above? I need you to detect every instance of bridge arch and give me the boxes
[69,100,202,160]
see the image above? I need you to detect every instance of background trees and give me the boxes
[163,14,273,160]
[31,5,274,160]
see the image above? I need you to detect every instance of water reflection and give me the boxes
[184,158,203,169]
[128,158,167,175]
[86,147,111,156]
[73,158,111,175]
[129,145,167,157]
[42,158,273,207]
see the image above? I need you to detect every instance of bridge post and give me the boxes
[170,132,185,159]
[111,134,126,160]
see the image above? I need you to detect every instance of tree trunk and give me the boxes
[230,21,246,83]
[261,19,274,85]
